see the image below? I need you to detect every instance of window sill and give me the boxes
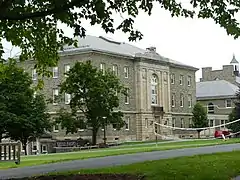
[53,130,59,133]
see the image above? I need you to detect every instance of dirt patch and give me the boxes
[14,174,145,180]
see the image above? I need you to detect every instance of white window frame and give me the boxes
[112,64,118,76]
[151,75,158,105]
[145,118,148,128]
[189,118,192,127]
[32,69,37,80]
[180,75,183,85]
[172,118,175,127]
[100,63,106,75]
[171,94,175,107]
[53,124,59,132]
[125,117,130,130]
[180,94,184,107]
[77,117,86,132]
[188,95,192,108]
[209,119,214,127]
[125,88,129,104]
[225,99,232,108]
[187,76,191,86]
[53,88,59,105]
[64,64,70,77]
[64,93,71,104]
[42,145,47,153]
[170,74,175,84]
[53,67,58,78]
[112,123,117,131]
[181,118,184,128]
[124,67,129,78]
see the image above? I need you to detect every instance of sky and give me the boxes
[3,2,240,82]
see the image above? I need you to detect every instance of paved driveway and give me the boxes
[1,143,240,179]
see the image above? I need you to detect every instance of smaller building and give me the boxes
[197,55,240,137]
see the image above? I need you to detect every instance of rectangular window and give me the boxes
[124,67,129,78]
[209,119,214,127]
[53,124,59,132]
[64,64,70,77]
[100,63,106,75]
[180,75,183,85]
[170,74,175,84]
[112,123,117,130]
[112,64,118,76]
[188,95,192,108]
[78,117,86,131]
[225,99,232,108]
[125,88,129,104]
[125,117,130,130]
[180,94,184,107]
[52,88,59,105]
[53,67,58,78]
[42,145,47,152]
[172,118,175,127]
[189,118,192,128]
[151,85,158,105]
[32,69,37,80]
[64,93,71,104]
[221,120,225,125]
[171,94,175,107]
[181,118,184,128]
[145,118,148,128]
[187,76,191,86]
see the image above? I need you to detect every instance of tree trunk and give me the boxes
[103,125,107,145]
[92,129,98,145]
[197,130,201,139]
[23,143,27,155]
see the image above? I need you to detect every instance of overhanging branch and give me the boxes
[0,0,87,20]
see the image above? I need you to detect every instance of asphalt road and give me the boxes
[1,143,240,179]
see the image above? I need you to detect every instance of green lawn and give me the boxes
[1,138,239,170]
[56,150,240,180]
[120,139,168,145]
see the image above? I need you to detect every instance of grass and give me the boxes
[53,150,240,180]
[1,138,240,170]
[120,139,168,145]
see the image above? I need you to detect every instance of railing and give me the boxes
[0,141,21,164]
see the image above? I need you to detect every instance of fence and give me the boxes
[0,141,21,164]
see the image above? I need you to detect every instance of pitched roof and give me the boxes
[62,35,197,70]
[196,80,238,99]
[230,54,239,64]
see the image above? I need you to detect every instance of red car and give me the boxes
[214,130,231,138]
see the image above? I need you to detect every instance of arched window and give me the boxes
[208,102,214,114]
[151,74,158,105]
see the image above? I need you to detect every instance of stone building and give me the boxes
[197,55,239,137]
[19,35,198,154]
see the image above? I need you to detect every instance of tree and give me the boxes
[0,0,240,78]
[227,90,240,133]
[0,59,34,142]
[6,94,51,155]
[192,102,208,139]
[0,60,51,155]
[58,61,126,145]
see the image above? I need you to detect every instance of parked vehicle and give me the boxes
[214,130,231,138]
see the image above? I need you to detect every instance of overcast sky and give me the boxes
[3,3,240,82]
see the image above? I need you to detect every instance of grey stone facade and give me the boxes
[18,35,198,154]
[197,55,240,137]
